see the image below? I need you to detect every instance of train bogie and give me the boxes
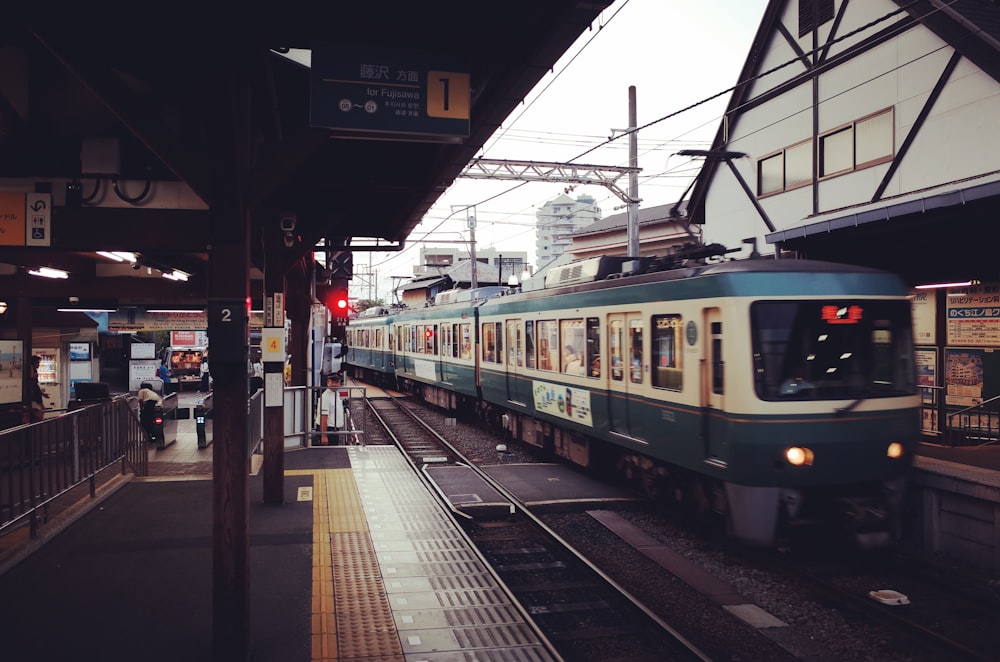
[346,252,921,548]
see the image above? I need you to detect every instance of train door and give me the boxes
[607,312,643,438]
[505,319,528,405]
[701,308,727,461]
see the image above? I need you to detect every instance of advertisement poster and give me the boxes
[532,380,594,427]
[109,309,207,333]
[946,284,1000,347]
[922,407,939,435]
[944,348,984,407]
[0,340,24,405]
[910,289,936,345]
[915,348,937,405]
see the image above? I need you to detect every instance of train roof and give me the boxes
[348,245,907,324]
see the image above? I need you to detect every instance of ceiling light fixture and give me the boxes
[0,301,7,314]
[57,307,117,313]
[28,267,69,279]
[914,279,980,290]
[162,270,189,281]
[96,251,138,263]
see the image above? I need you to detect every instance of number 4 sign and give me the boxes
[262,328,284,362]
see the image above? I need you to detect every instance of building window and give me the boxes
[799,0,834,37]
[819,127,853,177]
[855,109,894,168]
[758,153,784,196]
[785,140,812,188]
[757,139,813,196]
[820,108,893,178]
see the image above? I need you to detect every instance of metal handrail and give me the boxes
[0,397,147,538]
[946,394,1000,447]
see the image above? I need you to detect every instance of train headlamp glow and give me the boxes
[886,442,904,459]
[785,446,814,467]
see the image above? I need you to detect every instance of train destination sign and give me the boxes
[310,44,470,140]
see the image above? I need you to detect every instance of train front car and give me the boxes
[717,260,920,548]
[475,254,919,550]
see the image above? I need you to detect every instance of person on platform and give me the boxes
[28,355,48,423]
[136,381,163,441]
[250,356,264,393]
[199,355,210,393]
[316,373,347,446]
[158,359,173,395]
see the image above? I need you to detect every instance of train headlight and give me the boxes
[785,446,814,467]
[886,442,904,459]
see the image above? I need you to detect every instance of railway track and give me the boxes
[749,545,1000,661]
[365,394,710,662]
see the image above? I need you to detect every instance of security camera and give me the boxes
[279,212,297,233]
[132,262,142,270]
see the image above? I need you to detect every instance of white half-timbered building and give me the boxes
[689,0,1000,288]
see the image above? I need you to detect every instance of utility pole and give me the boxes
[627,85,640,273]
[451,205,478,290]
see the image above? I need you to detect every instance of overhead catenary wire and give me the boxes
[371,0,963,277]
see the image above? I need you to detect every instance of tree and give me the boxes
[353,298,385,314]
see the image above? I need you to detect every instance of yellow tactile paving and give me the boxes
[287,468,404,662]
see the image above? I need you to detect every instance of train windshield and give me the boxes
[751,299,916,400]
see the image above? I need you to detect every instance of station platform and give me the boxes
[0,442,567,662]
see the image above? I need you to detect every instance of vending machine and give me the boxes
[68,341,94,399]
[35,348,61,412]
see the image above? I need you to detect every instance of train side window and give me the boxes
[652,315,683,390]
[586,317,600,378]
[426,324,437,354]
[506,320,523,367]
[537,320,557,371]
[712,321,723,395]
[459,323,472,359]
[525,321,536,369]
[481,323,494,362]
[560,319,585,374]
[482,322,502,363]
[629,320,644,384]
[495,322,503,363]
[610,319,624,381]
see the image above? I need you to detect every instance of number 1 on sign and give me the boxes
[426,71,469,119]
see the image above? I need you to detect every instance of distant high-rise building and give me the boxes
[535,193,601,270]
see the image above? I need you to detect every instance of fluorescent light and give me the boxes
[162,270,189,281]
[915,280,978,290]
[96,251,138,263]
[57,308,116,313]
[28,267,68,279]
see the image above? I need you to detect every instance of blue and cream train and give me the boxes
[347,247,920,547]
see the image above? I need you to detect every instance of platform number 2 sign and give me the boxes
[208,300,247,362]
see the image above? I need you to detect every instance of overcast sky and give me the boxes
[354,0,770,301]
